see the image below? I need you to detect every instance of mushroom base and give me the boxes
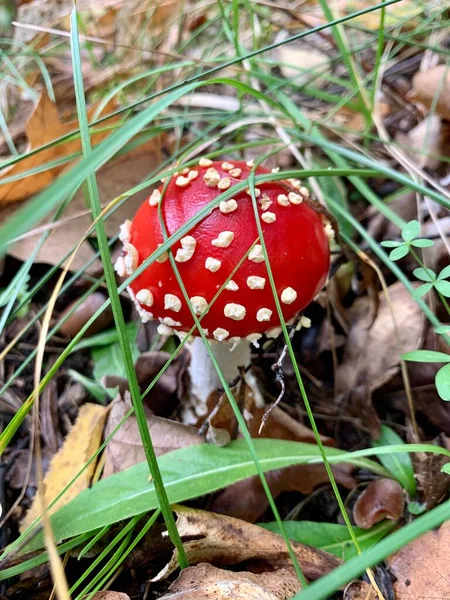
[188,337,251,407]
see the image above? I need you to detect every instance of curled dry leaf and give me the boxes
[410,65,450,120]
[353,478,404,529]
[161,563,301,600]
[21,403,107,531]
[103,392,201,478]
[387,521,450,599]
[335,282,423,436]
[153,505,340,582]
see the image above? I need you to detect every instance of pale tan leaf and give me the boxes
[410,65,450,120]
[91,593,130,600]
[338,0,421,30]
[161,563,301,599]
[335,281,423,399]
[277,46,330,86]
[396,115,450,170]
[387,521,450,599]
[103,391,201,478]
[21,403,108,531]
[153,506,340,582]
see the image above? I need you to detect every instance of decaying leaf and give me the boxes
[21,403,108,531]
[101,347,189,412]
[161,563,301,600]
[353,478,404,529]
[387,521,450,599]
[153,506,340,582]
[0,91,119,205]
[103,392,201,477]
[410,65,450,120]
[335,282,423,436]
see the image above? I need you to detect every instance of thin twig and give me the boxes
[259,322,297,434]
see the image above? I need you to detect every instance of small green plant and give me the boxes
[402,350,450,401]
[382,220,450,300]
[382,220,450,401]
[411,266,450,299]
[381,219,434,260]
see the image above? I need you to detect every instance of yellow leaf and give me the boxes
[21,403,108,531]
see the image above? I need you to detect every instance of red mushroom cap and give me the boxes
[116,160,331,345]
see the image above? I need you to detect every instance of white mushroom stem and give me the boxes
[188,337,252,406]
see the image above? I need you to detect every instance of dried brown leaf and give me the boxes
[396,116,450,170]
[59,292,113,339]
[162,563,301,600]
[91,593,130,600]
[21,403,108,531]
[335,282,423,435]
[103,349,189,415]
[410,65,450,120]
[153,506,340,582]
[387,521,450,598]
[6,448,52,490]
[0,91,118,205]
[353,478,404,529]
[103,393,201,478]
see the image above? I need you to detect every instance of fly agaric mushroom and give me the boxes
[115,160,331,408]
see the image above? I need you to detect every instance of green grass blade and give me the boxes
[69,6,188,567]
